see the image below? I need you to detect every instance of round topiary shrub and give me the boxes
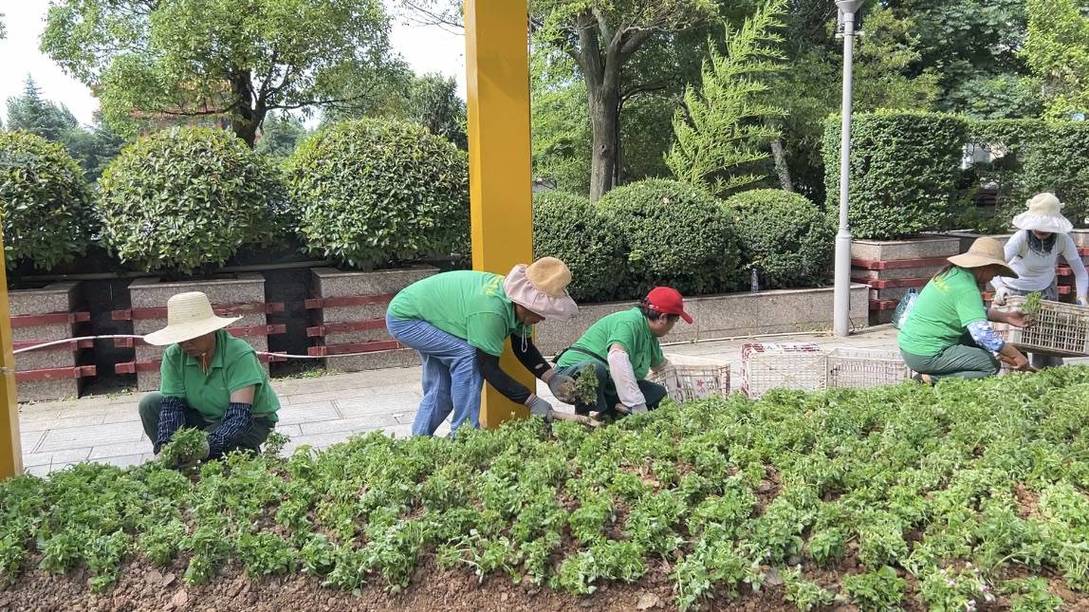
[533,191,628,302]
[0,131,92,270]
[286,118,469,269]
[723,189,834,289]
[96,127,282,274]
[597,178,741,296]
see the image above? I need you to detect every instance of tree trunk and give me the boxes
[228,72,262,148]
[588,86,620,202]
[770,138,794,193]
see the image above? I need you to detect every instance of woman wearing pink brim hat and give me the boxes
[386,257,580,436]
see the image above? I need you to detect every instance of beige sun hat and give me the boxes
[947,237,1019,279]
[503,257,579,321]
[143,292,241,346]
[1012,193,1074,234]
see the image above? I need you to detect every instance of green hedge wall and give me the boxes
[823,111,969,240]
[532,191,628,302]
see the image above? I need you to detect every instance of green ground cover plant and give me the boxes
[3,369,1089,608]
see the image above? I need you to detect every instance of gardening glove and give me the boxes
[543,369,577,403]
[992,286,1010,306]
[627,403,649,415]
[1079,296,1089,308]
[525,394,554,420]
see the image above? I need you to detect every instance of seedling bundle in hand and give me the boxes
[159,428,209,469]
[571,364,599,406]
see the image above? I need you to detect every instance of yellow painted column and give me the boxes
[0,233,22,479]
[464,0,535,428]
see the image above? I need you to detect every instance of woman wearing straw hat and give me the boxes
[991,193,1089,368]
[138,292,280,461]
[386,257,579,436]
[898,238,1033,383]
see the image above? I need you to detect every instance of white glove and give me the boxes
[992,286,1010,306]
[1078,296,1088,308]
[525,394,553,419]
[628,403,648,415]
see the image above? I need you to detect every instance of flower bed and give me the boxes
[2,370,1089,610]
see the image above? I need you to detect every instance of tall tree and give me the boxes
[5,76,79,142]
[667,0,788,196]
[1023,0,1089,119]
[62,112,126,182]
[255,113,308,159]
[405,73,467,149]
[41,0,398,146]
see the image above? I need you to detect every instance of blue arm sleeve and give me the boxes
[967,320,1005,353]
[207,402,253,458]
[155,396,187,454]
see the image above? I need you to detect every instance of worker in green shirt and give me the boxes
[898,238,1033,383]
[554,287,692,417]
[386,257,580,436]
[138,292,280,463]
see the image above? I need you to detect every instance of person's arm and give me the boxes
[991,233,1023,299]
[477,349,533,404]
[607,343,648,413]
[207,351,263,458]
[988,307,1032,328]
[1061,234,1089,305]
[510,334,551,379]
[155,347,187,454]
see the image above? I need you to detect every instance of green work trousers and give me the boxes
[900,339,999,383]
[138,392,275,455]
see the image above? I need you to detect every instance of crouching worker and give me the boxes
[898,238,1033,383]
[386,257,580,436]
[138,292,280,461]
[554,287,692,417]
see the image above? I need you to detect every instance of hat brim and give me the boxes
[946,253,1019,280]
[1012,211,1074,234]
[143,315,241,346]
[677,311,693,324]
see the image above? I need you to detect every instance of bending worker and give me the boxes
[898,238,1032,383]
[386,257,579,436]
[139,292,280,460]
[554,287,691,417]
[991,192,1089,368]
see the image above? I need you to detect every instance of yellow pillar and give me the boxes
[464,0,535,428]
[0,233,22,478]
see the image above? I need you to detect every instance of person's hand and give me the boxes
[525,394,553,420]
[628,403,648,415]
[544,370,577,403]
[1078,296,1089,308]
[1005,311,1033,328]
[1000,350,1031,371]
[992,286,1010,306]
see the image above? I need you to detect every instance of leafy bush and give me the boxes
[0,131,92,270]
[286,118,469,269]
[723,189,833,289]
[597,178,741,296]
[823,111,968,239]
[533,191,628,301]
[96,127,283,274]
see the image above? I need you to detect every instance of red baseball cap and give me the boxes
[645,287,693,324]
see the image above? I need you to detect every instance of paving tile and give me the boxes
[22,447,92,468]
[25,462,77,478]
[274,401,341,426]
[336,393,420,418]
[97,453,152,469]
[37,421,144,452]
[89,440,152,460]
[102,409,143,425]
[299,414,399,436]
[282,432,356,454]
[19,431,44,454]
[273,424,303,437]
[48,412,108,428]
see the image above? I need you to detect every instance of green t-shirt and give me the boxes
[898,267,988,357]
[160,329,280,422]
[556,307,664,379]
[387,270,531,357]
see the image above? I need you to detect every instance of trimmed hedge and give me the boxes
[723,189,834,289]
[286,118,469,270]
[533,191,628,302]
[597,179,740,296]
[97,127,282,274]
[823,111,968,240]
[0,131,92,270]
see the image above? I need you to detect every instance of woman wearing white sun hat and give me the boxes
[138,292,280,462]
[991,193,1089,368]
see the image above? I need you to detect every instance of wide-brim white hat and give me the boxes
[1012,193,1073,234]
[143,291,241,346]
[504,257,579,321]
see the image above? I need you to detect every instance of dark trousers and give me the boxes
[556,360,668,417]
[138,392,274,454]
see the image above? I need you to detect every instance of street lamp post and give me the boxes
[833,0,864,338]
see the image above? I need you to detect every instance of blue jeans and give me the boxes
[386,314,483,436]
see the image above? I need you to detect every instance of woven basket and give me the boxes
[1000,296,1089,357]
[826,348,911,389]
[649,363,731,403]
[740,343,827,399]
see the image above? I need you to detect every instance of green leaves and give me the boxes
[533,191,630,302]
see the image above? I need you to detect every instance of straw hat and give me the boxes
[1012,193,1073,234]
[143,292,241,346]
[947,237,1019,279]
[503,257,579,321]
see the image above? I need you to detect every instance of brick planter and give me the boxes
[117,275,285,391]
[306,267,438,372]
[9,282,93,401]
[851,237,961,325]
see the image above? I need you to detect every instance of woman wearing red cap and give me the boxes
[554,287,692,416]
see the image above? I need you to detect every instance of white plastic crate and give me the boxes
[649,360,731,402]
[826,348,911,389]
[1000,296,1089,357]
[740,342,827,399]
